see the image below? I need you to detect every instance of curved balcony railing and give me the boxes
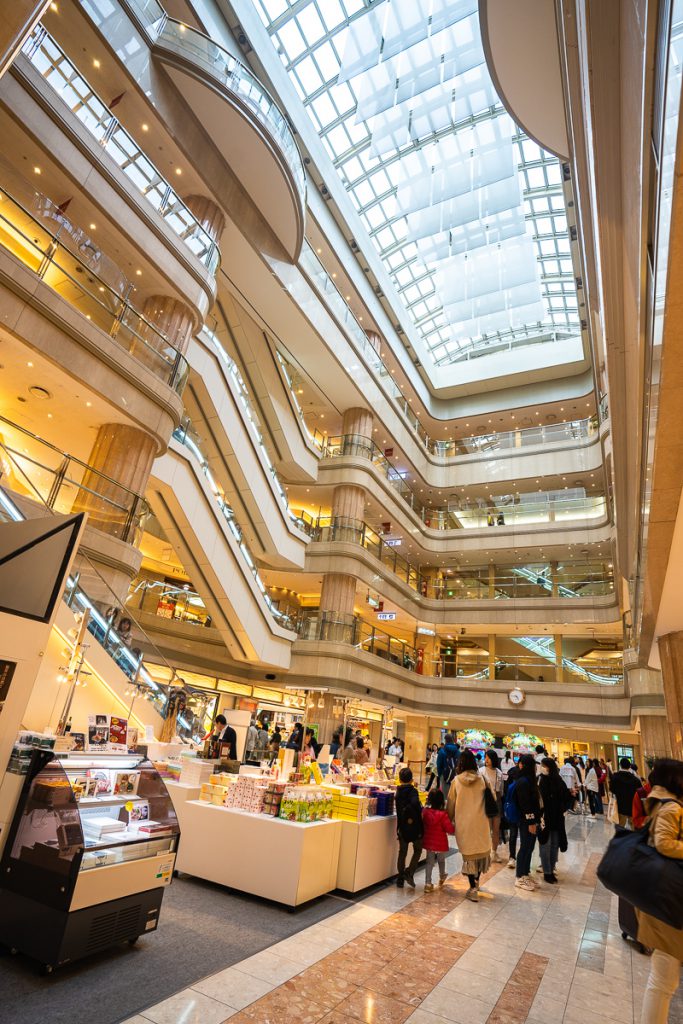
[0,417,149,545]
[23,25,220,274]
[171,420,295,631]
[296,611,623,685]
[321,435,607,528]
[121,0,306,210]
[299,242,604,457]
[275,350,326,451]
[311,515,615,599]
[0,179,188,392]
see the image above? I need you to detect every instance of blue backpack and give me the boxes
[504,779,520,825]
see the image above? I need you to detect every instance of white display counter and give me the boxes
[174,800,342,906]
[336,816,423,891]
[165,780,202,806]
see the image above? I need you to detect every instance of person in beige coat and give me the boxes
[637,759,683,1024]
[447,748,492,902]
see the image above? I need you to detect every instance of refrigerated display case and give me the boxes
[0,750,179,971]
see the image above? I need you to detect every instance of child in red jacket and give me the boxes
[422,788,455,892]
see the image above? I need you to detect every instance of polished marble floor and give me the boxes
[121,816,682,1024]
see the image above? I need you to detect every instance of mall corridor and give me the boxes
[119,818,667,1024]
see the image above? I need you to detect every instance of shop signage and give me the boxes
[417,627,436,636]
[0,659,17,703]
[384,538,402,547]
[377,611,396,621]
[384,448,394,458]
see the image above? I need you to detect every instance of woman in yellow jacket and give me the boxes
[637,759,683,1024]
[447,748,493,902]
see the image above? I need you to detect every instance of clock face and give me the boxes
[509,688,525,705]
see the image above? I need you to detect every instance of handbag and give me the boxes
[607,795,619,825]
[597,816,683,929]
[483,783,499,818]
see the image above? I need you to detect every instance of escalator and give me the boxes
[148,438,295,669]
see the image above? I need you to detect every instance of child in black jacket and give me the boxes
[395,767,424,888]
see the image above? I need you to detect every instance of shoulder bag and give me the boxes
[597,812,683,929]
[483,781,499,818]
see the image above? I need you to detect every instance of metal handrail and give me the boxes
[24,23,220,274]
[312,514,615,599]
[0,181,188,392]
[321,435,607,528]
[296,610,623,685]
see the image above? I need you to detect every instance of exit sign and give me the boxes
[612,734,619,741]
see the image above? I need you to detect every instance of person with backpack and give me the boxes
[394,766,424,889]
[512,753,542,891]
[436,733,460,799]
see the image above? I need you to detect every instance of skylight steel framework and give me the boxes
[254,0,580,366]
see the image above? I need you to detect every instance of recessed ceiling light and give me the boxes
[27,361,33,367]
[89,223,96,230]
[33,166,41,175]
[93,58,101,68]
[50,2,58,9]
[136,269,142,276]
[142,123,149,132]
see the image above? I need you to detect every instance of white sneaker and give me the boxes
[536,865,544,874]
[515,875,537,892]
[507,857,516,869]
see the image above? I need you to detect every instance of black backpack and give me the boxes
[444,747,459,784]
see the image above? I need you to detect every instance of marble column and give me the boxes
[0,1,49,79]
[74,423,155,541]
[650,636,683,758]
[639,715,672,763]
[141,295,195,355]
[405,715,429,777]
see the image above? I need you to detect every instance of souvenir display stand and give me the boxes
[174,800,342,906]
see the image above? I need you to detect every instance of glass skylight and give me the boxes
[254,0,580,365]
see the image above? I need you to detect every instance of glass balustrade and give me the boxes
[23,24,219,274]
[127,576,212,627]
[275,351,326,451]
[311,515,614,599]
[0,417,149,545]
[296,611,622,685]
[201,328,312,535]
[320,436,607,528]
[0,481,211,740]
[0,181,188,392]
[171,420,295,631]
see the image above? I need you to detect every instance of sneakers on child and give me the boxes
[438,876,447,887]
[465,887,479,902]
[536,865,544,873]
[515,875,537,892]
[424,883,435,893]
[507,858,516,869]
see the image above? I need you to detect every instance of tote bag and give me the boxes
[597,821,683,929]
[607,795,620,824]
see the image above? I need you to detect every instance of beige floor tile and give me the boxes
[193,967,276,1010]
[142,989,236,1024]
[234,950,305,985]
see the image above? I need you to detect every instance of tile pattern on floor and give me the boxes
[124,813,680,1024]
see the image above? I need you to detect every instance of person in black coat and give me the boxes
[609,758,642,827]
[538,757,568,883]
[514,753,542,890]
[395,766,424,889]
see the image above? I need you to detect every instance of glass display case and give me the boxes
[0,750,180,972]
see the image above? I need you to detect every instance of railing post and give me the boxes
[46,456,69,509]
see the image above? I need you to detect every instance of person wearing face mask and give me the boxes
[538,757,568,884]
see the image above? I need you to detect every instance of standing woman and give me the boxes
[538,757,567,884]
[514,753,542,891]
[480,749,504,862]
[584,759,603,816]
[426,744,439,791]
[637,759,683,1024]
[447,749,493,902]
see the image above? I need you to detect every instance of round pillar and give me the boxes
[332,484,365,523]
[182,194,225,242]
[319,572,356,617]
[74,423,155,542]
[141,295,195,355]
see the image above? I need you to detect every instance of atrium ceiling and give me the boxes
[253,0,580,367]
